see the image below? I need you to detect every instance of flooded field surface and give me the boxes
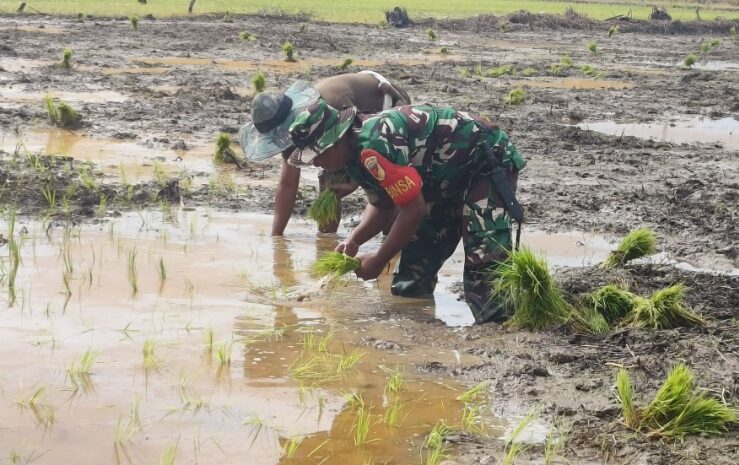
[0,11,737,465]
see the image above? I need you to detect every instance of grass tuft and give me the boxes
[130,15,139,31]
[616,368,639,428]
[311,251,361,277]
[608,25,619,38]
[602,228,656,268]
[683,54,698,68]
[307,189,339,229]
[239,30,255,41]
[491,247,571,330]
[587,40,597,54]
[422,421,452,465]
[426,28,437,40]
[624,284,704,329]
[339,57,354,70]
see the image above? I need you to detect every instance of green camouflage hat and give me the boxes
[287,99,356,166]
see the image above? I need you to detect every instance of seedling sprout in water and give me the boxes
[311,251,361,277]
[602,227,656,268]
[213,133,243,166]
[307,189,339,229]
[491,247,571,330]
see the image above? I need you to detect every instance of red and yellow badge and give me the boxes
[360,149,423,206]
[363,155,386,182]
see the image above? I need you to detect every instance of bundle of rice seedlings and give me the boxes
[311,251,361,278]
[641,364,736,438]
[615,368,639,428]
[213,133,243,166]
[307,189,338,229]
[492,247,571,330]
[589,284,638,323]
[252,71,266,93]
[282,41,296,62]
[580,307,610,334]
[504,88,525,106]
[339,58,353,70]
[602,228,656,269]
[683,54,698,68]
[57,103,82,128]
[624,284,704,329]
[61,48,73,69]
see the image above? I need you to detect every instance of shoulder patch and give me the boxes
[360,149,422,206]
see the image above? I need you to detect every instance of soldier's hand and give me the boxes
[354,252,386,280]
[335,239,359,257]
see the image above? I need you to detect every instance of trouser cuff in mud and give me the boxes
[390,272,437,297]
[463,268,510,324]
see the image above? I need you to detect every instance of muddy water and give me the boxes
[578,116,739,150]
[0,128,217,181]
[0,210,613,465]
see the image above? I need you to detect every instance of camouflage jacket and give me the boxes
[346,105,525,206]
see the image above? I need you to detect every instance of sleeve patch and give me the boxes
[361,149,422,206]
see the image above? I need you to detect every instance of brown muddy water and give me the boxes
[0,210,610,465]
[578,116,739,151]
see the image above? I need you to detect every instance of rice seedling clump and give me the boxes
[504,88,525,106]
[589,284,638,323]
[213,133,243,166]
[602,228,656,268]
[307,189,339,229]
[623,284,703,329]
[252,71,266,93]
[61,48,73,69]
[491,247,571,330]
[615,365,736,438]
[45,95,82,128]
[311,251,361,278]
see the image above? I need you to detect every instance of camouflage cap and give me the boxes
[287,99,356,166]
[239,80,320,161]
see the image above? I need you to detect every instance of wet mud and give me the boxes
[0,11,738,465]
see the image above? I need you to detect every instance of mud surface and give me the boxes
[0,11,738,465]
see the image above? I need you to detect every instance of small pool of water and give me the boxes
[578,116,739,150]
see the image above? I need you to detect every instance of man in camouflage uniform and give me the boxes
[288,101,525,323]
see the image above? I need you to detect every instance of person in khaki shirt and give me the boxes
[240,72,410,235]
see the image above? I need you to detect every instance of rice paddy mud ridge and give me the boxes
[0,210,614,465]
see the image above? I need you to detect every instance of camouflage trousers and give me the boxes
[390,177,515,324]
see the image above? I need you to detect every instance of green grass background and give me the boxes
[1,1,738,22]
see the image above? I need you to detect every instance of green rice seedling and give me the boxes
[439,47,449,54]
[17,387,55,428]
[222,11,232,23]
[311,251,361,277]
[307,189,339,228]
[142,339,158,369]
[56,102,82,128]
[602,228,656,268]
[522,67,536,77]
[624,284,704,329]
[61,48,73,69]
[252,71,266,93]
[213,133,242,166]
[353,406,373,446]
[127,247,138,296]
[581,307,610,334]
[339,58,353,70]
[41,184,57,210]
[283,41,296,62]
[130,15,139,30]
[462,402,484,433]
[699,41,711,57]
[337,350,363,372]
[77,12,84,21]
[684,54,698,68]
[616,368,639,428]
[44,94,59,124]
[423,421,452,465]
[492,247,571,330]
[385,369,403,395]
[157,257,166,283]
[153,161,167,188]
[239,31,255,41]
[215,340,233,366]
[159,443,177,465]
[299,328,318,350]
[589,284,638,323]
[457,381,488,403]
[608,25,619,38]
[580,64,603,78]
[426,28,437,40]
[587,41,597,54]
[282,436,303,458]
[383,400,403,427]
[67,348,97,391]
[710,38,720,48]
[242,415,272,448]
[317,332,332,353]
[507,409,537,444]
[560,55,573,67]
[486,64,514,78]
[643,364,736,437]
[731,26,736,38]
[544,418,569,465]
[504,88,525,106]
[502,442,523,465]
[7,209,20,307]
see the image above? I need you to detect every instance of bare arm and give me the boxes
[271,160,301,236]
[336,202,395,256]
